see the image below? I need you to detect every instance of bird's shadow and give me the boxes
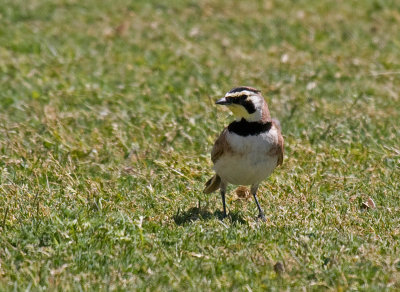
[173,206,246,225]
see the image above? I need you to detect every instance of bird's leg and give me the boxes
[251,184,266,221]
[220,182,227,218]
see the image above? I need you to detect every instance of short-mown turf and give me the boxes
[1,0,400,290]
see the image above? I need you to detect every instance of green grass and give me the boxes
[1,0,400,290]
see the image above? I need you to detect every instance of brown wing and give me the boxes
[270,120,284,166]
[276,130,284,166]
[211,128,231,164]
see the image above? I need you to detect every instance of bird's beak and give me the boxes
[215,97,231,105]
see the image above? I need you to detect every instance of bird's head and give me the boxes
[216,86,269,122]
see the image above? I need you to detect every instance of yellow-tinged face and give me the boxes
[215,87,264,122]
[227,104,253,120]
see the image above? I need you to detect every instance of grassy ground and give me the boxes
[1,0,400,290]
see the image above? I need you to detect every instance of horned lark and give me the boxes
[204,86,284,221]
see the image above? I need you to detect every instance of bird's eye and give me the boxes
[238,95,248,101]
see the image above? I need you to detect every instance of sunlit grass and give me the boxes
[1,0,400,290]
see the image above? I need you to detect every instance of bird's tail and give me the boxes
[203,174,221,194]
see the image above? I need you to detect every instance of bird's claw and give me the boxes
[258,213,266,222]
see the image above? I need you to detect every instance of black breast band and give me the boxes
[228,118,272,136]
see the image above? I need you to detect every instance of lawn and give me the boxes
[1,0,400,290]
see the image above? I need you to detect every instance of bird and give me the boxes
[203,86,284,221]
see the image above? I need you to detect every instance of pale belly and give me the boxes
[213,130,279,186]
[214,153,277,185]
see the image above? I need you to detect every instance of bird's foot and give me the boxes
[258,213,266,222]
[216,210,228,220]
